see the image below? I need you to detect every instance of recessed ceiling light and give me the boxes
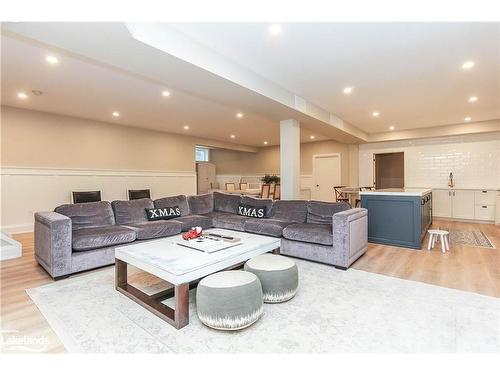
[32,90,43,96]
[263,141,268,145]
[112,111,120,117]
[372,111,380,117]
[183,125,190,130]
[389,126,395,130]
[269,24,282,36]
[17,92,28,99]
[468,96,478,102]
[45,55,59,65]
[230,134,236,139]
[162,90,171,97]
[461,61,475,70]
[310,135,315,140]
[343,87,353,94]
[464,117,471,122]
[236,113,243,118]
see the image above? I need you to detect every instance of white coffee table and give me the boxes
[114,229,280,329]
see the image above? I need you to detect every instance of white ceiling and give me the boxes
[0,34,327,148]
[2,23,499,147]
[172,22,500,133]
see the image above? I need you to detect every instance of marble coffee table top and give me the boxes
[115,229,280,285]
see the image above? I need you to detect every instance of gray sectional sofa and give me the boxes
[34,192,368,279]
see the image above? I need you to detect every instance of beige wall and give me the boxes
[210,146,280,175]
[212,140,358,186]
[0,106,253,233]
[1,106,198,171]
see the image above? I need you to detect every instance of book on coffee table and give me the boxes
[175,232,241,253]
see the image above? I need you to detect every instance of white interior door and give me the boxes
[312,154,341,202]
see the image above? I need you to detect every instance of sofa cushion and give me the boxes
[205,212,249,232]
[145,207,181,221]
[306,201,351,224]
[55,201,115,230]
[237,204,267,218]
[213,191,241,214]
[282,223,333,246]
[72,225,137,251]
[154,195,190,216]
[187,193,214,215]
[241,196,273,217]
[244,218,292,237]
[112,198,153,225]
[270,200,308,223]
[171,215,213,231]
[125,221,181,240]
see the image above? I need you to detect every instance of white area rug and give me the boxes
[27,259,500,353]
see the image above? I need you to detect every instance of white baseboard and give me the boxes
[1,223,34,235]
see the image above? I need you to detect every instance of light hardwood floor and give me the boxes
[1,219,499,353]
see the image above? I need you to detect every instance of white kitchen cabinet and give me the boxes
[474,190,496,205]
[432,189,452,217]
[451,190,475,219]
[432,189,481,220]
[475,205,495,221]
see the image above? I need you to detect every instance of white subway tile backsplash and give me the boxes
[359,132,500,189]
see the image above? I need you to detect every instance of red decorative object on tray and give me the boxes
[182,226,203,240]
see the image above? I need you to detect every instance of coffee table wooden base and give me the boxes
[115,259,189,330]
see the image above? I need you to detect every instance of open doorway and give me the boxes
[374,152,404,189]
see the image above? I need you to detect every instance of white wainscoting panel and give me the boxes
[1,167,196,234]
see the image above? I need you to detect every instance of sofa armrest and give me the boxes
[34,211,72,278]
[331,208,368,268]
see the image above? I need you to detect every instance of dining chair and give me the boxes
[355,186,375,207]
[239,182,248,190]
[272,184,281,200]
[128,189,151,200]
[72,190,102,204]
[226,183,236,191]
[333,186,350,203]
[260,184,271,198]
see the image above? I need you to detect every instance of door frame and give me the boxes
[372,150,405,189]
[312,153,342,201]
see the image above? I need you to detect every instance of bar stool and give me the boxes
[427,229,450,253]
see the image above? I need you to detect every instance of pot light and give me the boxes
[17,92,28,99]
[389,126,395,130]
[372,111,380,117]
[343,87,353,95]
[269,24,282,36]
[310,135,315,140]
[464,117,471,122]
[32,90,43,96]
[183,125,190,130]
[236,113,243,118]
[162,90,171,97]
[230,134,236,139]
[263,141,268,145]
[468,96,478,102]
[112,111,120,117]
[461,61,475,70]
[45,55,59,65]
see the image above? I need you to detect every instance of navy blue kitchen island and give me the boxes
[360,188,432,249]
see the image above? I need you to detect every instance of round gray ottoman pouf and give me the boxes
[196,270,263,330]
[244,254,298,303]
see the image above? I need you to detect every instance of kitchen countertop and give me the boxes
[359,188,432,197]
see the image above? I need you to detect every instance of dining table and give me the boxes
[208,188,262,197]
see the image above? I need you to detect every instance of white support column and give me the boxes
[280,119,301,199]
